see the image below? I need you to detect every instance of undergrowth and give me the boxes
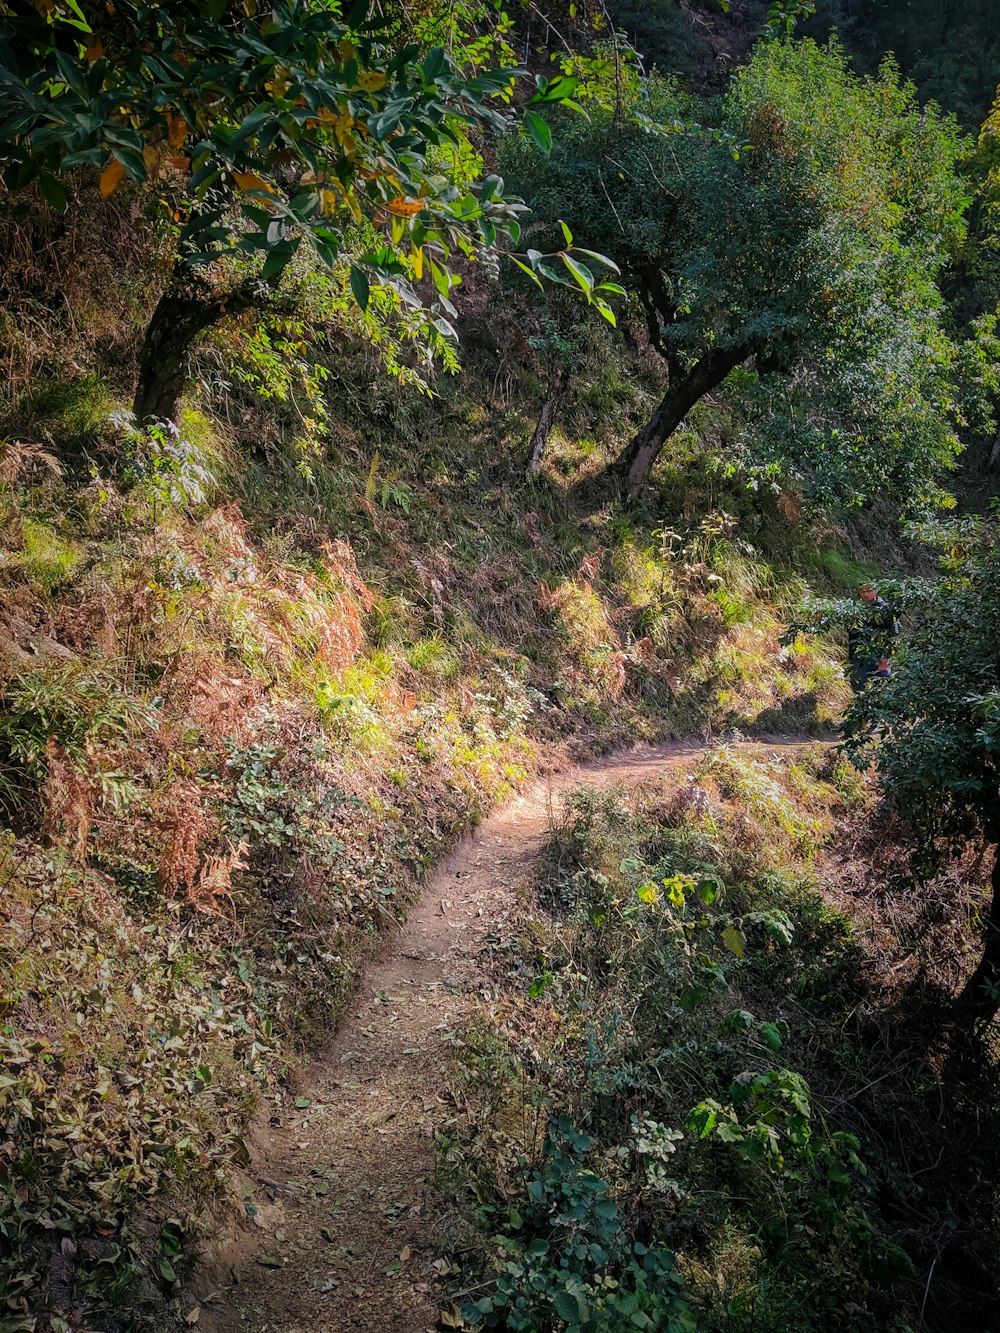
[441,747,998,1333]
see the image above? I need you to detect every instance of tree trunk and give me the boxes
[956,844,1000,1024]
[611,343,751,500]
[133,279,266,425]
[528,368,569,473]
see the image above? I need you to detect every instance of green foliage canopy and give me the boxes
[0,0,610,344]
[503,39,983,506]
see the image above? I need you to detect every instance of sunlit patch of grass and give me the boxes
[27,373,117,450]
[367,593,416,648]
[797,545,878,594]
[16,517,85,594]
[697,744,831,858]
[407,635,459,680]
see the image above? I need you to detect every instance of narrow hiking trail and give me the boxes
[186,738,825,1333]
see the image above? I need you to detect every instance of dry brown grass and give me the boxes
[40,738,91,860]
[156,777,214,898]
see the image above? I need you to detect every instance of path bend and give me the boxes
[186,736,830,1333]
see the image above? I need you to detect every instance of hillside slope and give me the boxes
[0,185,872,1329]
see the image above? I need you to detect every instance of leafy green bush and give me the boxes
[467,1117,693,1331]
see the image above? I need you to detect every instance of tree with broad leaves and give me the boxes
[502,38,977,507]
[0,0,620,424]
[839,517,1000,1025]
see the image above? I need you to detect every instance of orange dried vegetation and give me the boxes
[187,838,247,920]
[156,778,213,897]
[41,739,91,861]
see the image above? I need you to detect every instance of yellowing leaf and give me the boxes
[344,189,362,223]
[143,145,159,174]
[232,171,275,195]
[99,159,127,198]
[356,70,387,92]
[167,114,188,151]
[637,882,659,905]
[411,245,424,280]
[321,183,361,222]
[387,196,423,217]
[722,924,747,958]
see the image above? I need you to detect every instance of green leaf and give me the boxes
[350,265,371,311]
[573,247,620,274]
[686,1101,720,1138]
[696,876,721,905]
[759,1020,787,1051]
[560,253,594,293]
[423,46,447,82]
[593,297,616,327]
[524,109,552,158]
[529,74,581,105]
[38,170,66,212]
[552,1288,584,1322]
[721,1008,755,1033]
[260,237,299,282]
[509,256,543,288]
[429,258,451,298]
[559,219,573,247]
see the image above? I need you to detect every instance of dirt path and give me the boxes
[186,737,824,1333]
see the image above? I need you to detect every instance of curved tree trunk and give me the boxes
[610,343,750,500]
[956,844,1000,1024]
[133,278,267,425]
[528,368,569,473]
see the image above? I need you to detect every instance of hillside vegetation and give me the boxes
[0,2,998,1331]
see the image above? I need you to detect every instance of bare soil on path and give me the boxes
[185,737,824,1333]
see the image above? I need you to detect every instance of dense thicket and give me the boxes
[845,518,1000,1020]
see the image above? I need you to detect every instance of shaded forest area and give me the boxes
[0,2,999,1331]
